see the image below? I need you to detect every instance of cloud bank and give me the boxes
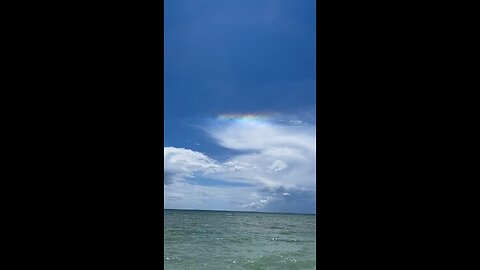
[164,118,316,214]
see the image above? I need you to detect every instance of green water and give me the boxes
[164,209,316,270]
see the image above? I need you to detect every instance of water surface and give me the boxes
[164,209,316,269]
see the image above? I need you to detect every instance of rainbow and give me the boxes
[217,113,276,122]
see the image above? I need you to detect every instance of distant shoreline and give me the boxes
[164,208,316,216]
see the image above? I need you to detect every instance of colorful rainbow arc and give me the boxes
[217,113,276,121]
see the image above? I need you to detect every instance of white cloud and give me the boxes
[164,147,222,184]
[164,181,259,211]
[269,160,287,172]
[164,118,316,213]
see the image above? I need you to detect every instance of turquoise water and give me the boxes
[164,209,316,270]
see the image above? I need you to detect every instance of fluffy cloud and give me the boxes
[164,118,316,213]
[164,147,222,184]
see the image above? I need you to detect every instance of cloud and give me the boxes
[269,160,287,172]
[206,119,315,152]
[164,118,316,213]
[164,147,222,184]
[164,181,260,211]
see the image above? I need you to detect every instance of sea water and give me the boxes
[164,209,316,269]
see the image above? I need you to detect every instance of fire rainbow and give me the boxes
[216,113,276,122]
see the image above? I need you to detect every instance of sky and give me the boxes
[164,0,316,214]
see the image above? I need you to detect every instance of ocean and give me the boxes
[164,209,316,269]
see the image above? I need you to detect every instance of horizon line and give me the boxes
[164,208,316,215]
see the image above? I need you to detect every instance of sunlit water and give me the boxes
[164,209,316,270]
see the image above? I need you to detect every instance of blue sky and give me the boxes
[164,0,316,214]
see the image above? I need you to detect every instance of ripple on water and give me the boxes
[164,210,316,270]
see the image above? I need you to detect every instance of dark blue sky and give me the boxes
[165,0,315,154]
[164,0,316,213]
